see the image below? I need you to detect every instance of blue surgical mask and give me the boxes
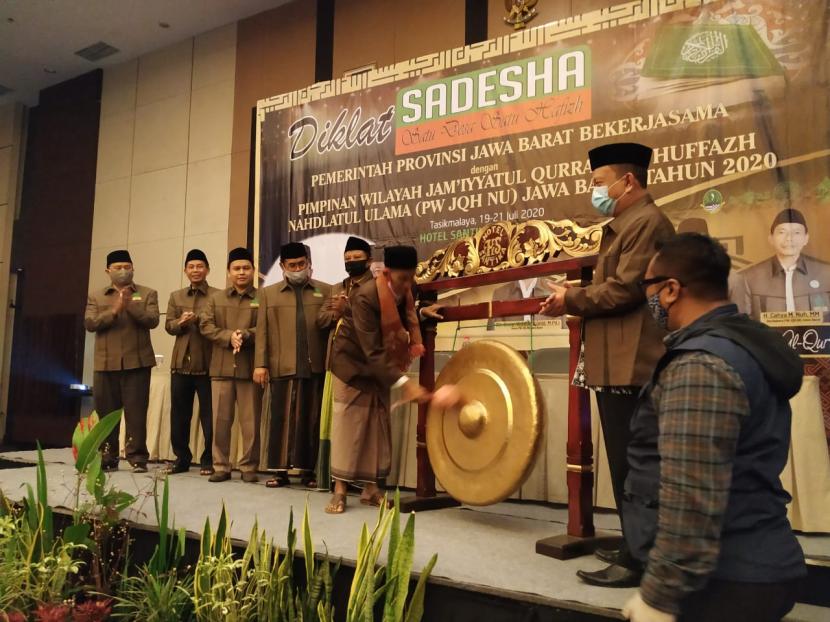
[647,290,670,331]
[590,176,625,216]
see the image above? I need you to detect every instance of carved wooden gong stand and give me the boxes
[400,219,619,558]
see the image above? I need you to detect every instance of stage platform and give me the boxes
[0,448,828,621]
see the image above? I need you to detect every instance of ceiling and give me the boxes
[0,0,293,106]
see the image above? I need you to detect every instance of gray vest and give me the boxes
[624,311,805,583]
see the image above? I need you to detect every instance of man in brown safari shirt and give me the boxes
[164,249,219,475]
[200,247,262,483]
[84,249,159,473]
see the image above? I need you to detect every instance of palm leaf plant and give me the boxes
[346,491,437,622]
[112,476,192,620]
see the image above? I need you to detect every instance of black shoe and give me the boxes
[595,548,642,570]
[596,547,638,566]
[595,548,620,565]
[209,471,231,483]
[165,462,190,474]
[241,471,259,483]
[576,564,642,588]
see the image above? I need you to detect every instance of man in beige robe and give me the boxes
[314,236,374,489]
[325,245,429,513]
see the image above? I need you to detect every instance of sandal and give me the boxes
[325,493,347,514]
[165,462,189,474]
[302,477,317,489]
[265,476,290,488]
[199,467,214,476]
[359,492,391,508]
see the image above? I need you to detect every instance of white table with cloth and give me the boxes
[126,363,830,533]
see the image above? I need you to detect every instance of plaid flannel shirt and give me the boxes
[639,350,750,615]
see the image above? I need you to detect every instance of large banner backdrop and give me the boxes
[256,0,829,332]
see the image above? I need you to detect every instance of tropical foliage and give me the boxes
[0,412,436,621]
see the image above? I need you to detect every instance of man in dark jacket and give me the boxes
[622,233,805,622]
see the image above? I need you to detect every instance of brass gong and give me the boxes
[426,340,544,506]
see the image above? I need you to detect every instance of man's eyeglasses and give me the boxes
[637,275,684,290]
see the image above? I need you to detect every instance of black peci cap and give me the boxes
[227,247,253,268]
[106,249,132,267]
[588,142,653,171]
[384,245,418,270]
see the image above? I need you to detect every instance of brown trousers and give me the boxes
[93,367,151,465]
[211,379,263,473]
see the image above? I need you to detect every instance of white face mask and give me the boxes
[285,268,309,285]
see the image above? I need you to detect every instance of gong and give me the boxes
[426,340,544,506]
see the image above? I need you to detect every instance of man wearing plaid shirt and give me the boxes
[622,234,805,622]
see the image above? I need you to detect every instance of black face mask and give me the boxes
[345,260,369,278]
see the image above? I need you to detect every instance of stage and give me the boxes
[0,448,827,621]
